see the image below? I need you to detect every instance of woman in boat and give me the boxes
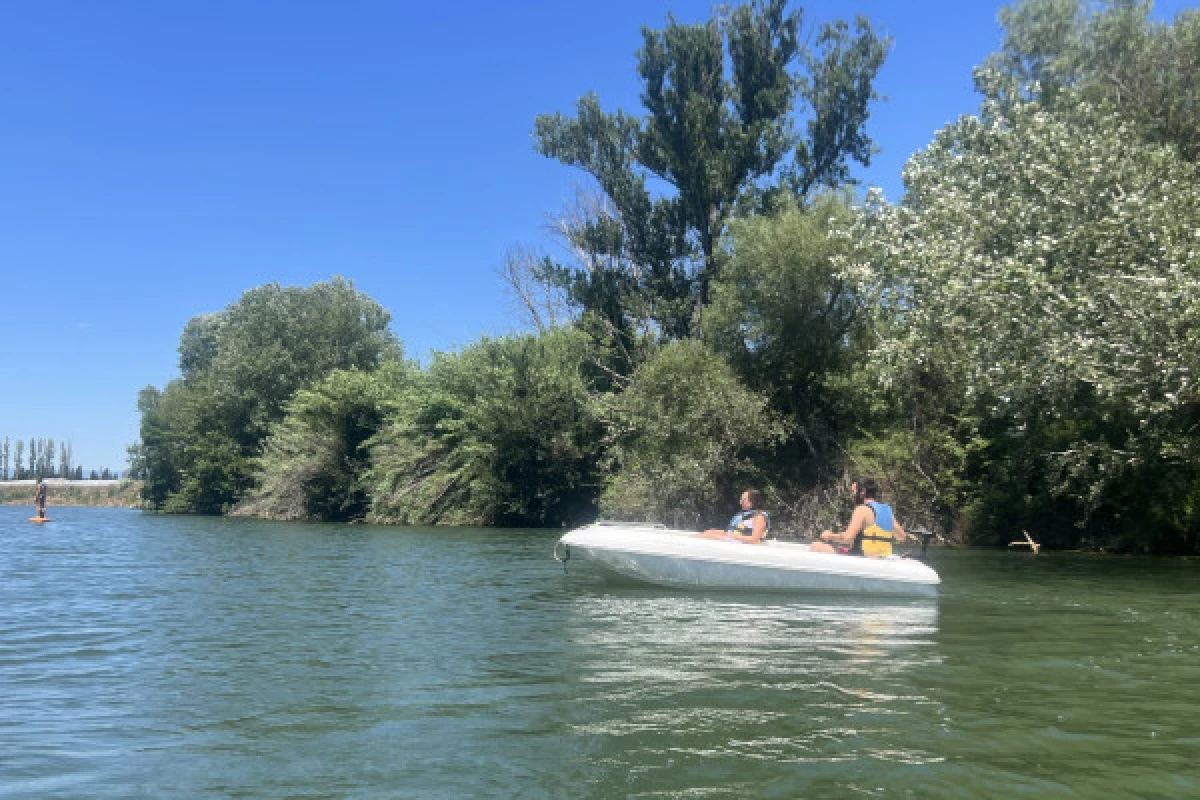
[696,488,770,544]
[811,478,907,557]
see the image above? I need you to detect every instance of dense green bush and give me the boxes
[599,340,787,527]
[131,278,401,513]
[236,364,412,521]
[367,330,604,527]
[851,92,1200,549]
[706,195,870,484]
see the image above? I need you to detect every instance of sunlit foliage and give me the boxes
[706,195,868,470]
[599,340,788,526]
[236,364,413,521]
[851,90,1200,548]
[983,0,1200,161]
[366,330,604,527]
[533,0,888,343]
[131,278,401,513]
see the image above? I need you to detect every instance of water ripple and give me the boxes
[1,508,1198,797]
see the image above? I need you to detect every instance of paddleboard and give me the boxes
[29,517,52,523]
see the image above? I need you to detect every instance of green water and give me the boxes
[2,507,1197,798]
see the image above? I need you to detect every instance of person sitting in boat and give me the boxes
[811,478,907,557]
[696,488,770,544]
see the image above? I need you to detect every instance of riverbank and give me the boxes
[0,479,142,508]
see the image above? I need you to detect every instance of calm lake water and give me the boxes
[2,507,1198,798]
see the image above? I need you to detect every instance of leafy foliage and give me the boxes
[705,195,867,463]
[132,278,401,513]
[237,364,413,521]
[533,0,888,342]
[180,277,400,442]
[0,435,77,479]
[851,90,1200,548]
[131,381,205,510]
[983,0,1200,161]
[599,340,788,526]
[367,331,604,527]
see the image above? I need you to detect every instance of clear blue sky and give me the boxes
[0,0,1191,474]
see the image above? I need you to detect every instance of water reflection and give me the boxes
[553,587,945,794]
[566,591,939,677]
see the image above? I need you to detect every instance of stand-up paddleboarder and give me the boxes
[33,477,48,520]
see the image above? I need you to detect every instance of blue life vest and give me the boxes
[727,510,770,536]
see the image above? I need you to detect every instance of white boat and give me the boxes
[554,522,940,597]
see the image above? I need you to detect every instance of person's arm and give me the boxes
[742,512,768,543]
[751,512,767,542]
[893,519,907,543]
[820,506,870,546]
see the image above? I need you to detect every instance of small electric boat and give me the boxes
[554,522,940,597]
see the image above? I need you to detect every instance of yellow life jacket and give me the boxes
[856,501,895,557]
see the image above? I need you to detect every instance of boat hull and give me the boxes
[556,524,940,597]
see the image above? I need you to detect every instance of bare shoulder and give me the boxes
[845,504,872,533]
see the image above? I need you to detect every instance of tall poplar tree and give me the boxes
[533,0,889,341]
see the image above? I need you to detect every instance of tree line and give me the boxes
[130,0,1200,554]
[0,436,115,480]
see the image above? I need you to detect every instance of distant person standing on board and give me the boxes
[33,477,47,519]
[810,478,907,557]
